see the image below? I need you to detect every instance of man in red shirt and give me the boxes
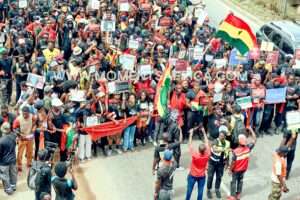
[185,126,210,200]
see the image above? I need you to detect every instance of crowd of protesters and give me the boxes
[0,0,299,199]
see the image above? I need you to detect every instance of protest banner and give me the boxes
[85,116,100,127]
[236,96,252,109]
[286,111,300,131]
[260,41,274,52]
[175,60,188,71]
[70,90,86,102]
[249,47,260,60]
[26,73,45,89]
[266,51,279,65]
[119,54,136,71]
[82,116,137,141]
[101,20,116,32]
[19,0,27,8]
[108,81,129,94]
[128,39,139,49]
[229,49,248,66]
[265,87,286,104]
[139,64,152,76]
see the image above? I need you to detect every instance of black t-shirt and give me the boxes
[207,114,220,139]
[156,162,177,191]
[286,84,300,109]
[52,177,75,200]
[124,104,138,117]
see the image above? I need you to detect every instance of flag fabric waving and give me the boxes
[215,13,257,55]
[155,63,172,118]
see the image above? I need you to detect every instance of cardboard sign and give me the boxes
[119,54,136,71]
[236,96,252,109]
[214,59,227,68]
[128,39,139,49]
[260,41,274,52]
[175,60,188,71]
[85,116,100,127]
[286,111,300,131]
[139,64,152,76]
[265,87,286,104]
[193,45,204,60]
[19,0,27,8]
[249,47,260,60]
[26,73,45,89]
[108,81,129,94]
[119,2,130,11]
[266,51,279,65]
[101,20,116,32]
[70,90,86,102]
[229,49,248,66]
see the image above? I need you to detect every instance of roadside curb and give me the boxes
[219,0,265,26]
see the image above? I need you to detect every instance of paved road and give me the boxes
[1,1,299,200]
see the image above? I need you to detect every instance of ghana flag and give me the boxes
[155,63,172,118]
[216,13,257,55]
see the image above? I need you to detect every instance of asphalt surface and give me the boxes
[1,1,300,200]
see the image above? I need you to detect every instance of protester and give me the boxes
[0,122,17,195]
[268,145,289,200]
[52,161,78,200]
[185,126,210,200]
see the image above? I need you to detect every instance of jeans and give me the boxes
[250,108,263,130]
[230,171,245,196]
[123,125,136,151]
[207,162,225,190]
[185,174,206,200]
[78,134,92,160]
[0,164,17,193]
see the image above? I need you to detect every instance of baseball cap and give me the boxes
[163,149,173,161]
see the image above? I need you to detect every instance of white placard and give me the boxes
[70,90,86,102]
[139,64,152,76]
[286,111,300,131]
[101,20,116,32]
[108,82,116,94]
[194,8,208,25]
[213,92,223,103]
[128,39,139,49]
[260,41,274,52]
[205,54,214,62]
[85,116,99,127]
[119,2,130,11]
[91,0,100,9]
[193,46,204,60]
[19,0,27,8]
[119,54,136,71]
[26,73,45,89]
[214,59,227,68]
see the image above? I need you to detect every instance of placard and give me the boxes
[128,39,139,50]
[213,93,223,103]
[119,54,136,70]
[89,65,96,74]
[70,90,86,102]
[139,64,152,76]
[19,0,27,8]
[193,45,204,60]
[205,54,214,62]
[229,49,248,65]
[119,2,130,11]
[175,60,188,71]
[260,41,274,52]
[26,73,45,89]
[194,8,208,25]
[91,0,100,9]
[47,71,65,82]
[214,59,227,68]
[101,20,116,32]
[236,96,252,109]
[265,87,286,104]
[286,111,300,131]
[249,47,260,60]
[108,81,129,94]
[85,116,100,127]
[266,51,279,65]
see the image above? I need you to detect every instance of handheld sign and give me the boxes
[265,87,286,104]
[108,81,129,94]
[70,90,86,102]
[266,51,279,65]
[249,47,260,60]
[229,49,248,66]
[139,64,152,76]
[101,20,116,32]
[286,111,300,131]
[85,116,100,127]
[260,41,274,52]
[26,73,45,89]
[119,54,136,71]
[236,96,252,109]
[128,39,139,50]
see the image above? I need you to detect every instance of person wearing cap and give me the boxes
[268,145,289,200]
[0,122,17,195]
[280,129,298,180]
[185,125,210,200]
[13,106,37,172]
[154,149,177,200]
[52,162,78,200]
[206,125,230,199]
[228,127,256,200]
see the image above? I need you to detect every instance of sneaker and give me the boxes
[106,149,112,156]
[275,128,281,135]
[10,185,16,191]
[215,190,221,199]
[5,189,14,195]
[115,149,123,154]
[176,166,185,171]
[207,190,213,199]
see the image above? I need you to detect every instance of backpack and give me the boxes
[232,116,245,145]
[27,161,48,190]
